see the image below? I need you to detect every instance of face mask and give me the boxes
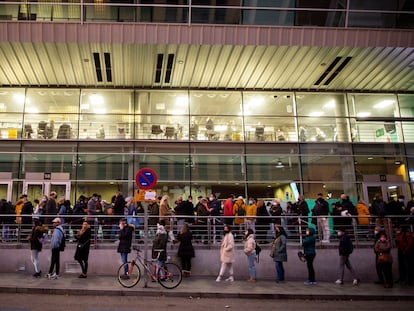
[188,200,192,203]
[209,197,213,201]
[395,230,401,234]
[380,237,386,242]
[399,199,404,202]
[338,232,343,237]
[374,230,379,234]
[249,200,253,205]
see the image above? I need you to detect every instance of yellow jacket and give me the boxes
[233,199,246,225]
[356,201,370,225]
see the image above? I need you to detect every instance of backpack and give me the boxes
[57,228,66,252]
[255,243,262,262]
[236,203,245,216]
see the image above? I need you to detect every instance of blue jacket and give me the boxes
[302,228,316,256]
[51,225,64,250]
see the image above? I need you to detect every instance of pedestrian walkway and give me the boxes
[0,273,413,300]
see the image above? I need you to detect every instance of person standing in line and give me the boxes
[255,199,270,244]
[177,223,195,277]
[216,224,235,282]
[29,219,46,278]
[335,227,359,285]
[245,198,257,233]
[271,225,288,283]
[233,196,247,241]
[44,192,57,225]
[47,217,64,280]
[394,224,413,285]
[74,221,91,278]
[223,194,235,226]
[302,227,317,285]
[243,228,257,282]
[118,218,134,280]
[374,231,393,288]
[152,223,168,278]
[312,193,330,243]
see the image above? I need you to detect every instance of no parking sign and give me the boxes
[135,167,158,190]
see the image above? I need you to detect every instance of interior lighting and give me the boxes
[13,94,25,104]
[323,100,336,108]
[275,160,284,168]
[309,111,324,117]
[373,100,394,109]
[357,112,371,118]
[90,94,103,105]
[176,96,188,106]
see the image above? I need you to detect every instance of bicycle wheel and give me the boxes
[157,262,182,289]
[117,261,141,288]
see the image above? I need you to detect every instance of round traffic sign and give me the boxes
[135,167,158,190]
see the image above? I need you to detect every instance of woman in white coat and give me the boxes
[216,224,235,282]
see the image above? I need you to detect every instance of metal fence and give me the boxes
[1,214,411,248]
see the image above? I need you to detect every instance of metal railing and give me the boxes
[1,214,411,248]
[0,2,413,29]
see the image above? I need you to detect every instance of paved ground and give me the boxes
[0,272,413,300]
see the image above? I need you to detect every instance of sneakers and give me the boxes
[32,271,41,278]
[247,278,256,283]
[225,276,234,282]
[46,273,52,279]
[78,273,87,278]
[353,279,359,286]
[335,279,343,285]
[304,280,317,285]
[120,274,130,280]
[50,273,60,280]
[216,276,222,282]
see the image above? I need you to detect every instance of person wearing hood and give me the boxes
[118,218,134,280]
[152,222,168,278]
[302,227,316,285]
[272,225,288,283]
[243,228,257,282]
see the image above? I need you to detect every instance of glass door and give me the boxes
[0,181,13,202]
[363,182,407,206]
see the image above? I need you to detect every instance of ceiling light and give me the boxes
[357,112,371,117]
[367,157,373,160]
[176,96,188,106]
[394,160,401,165]
[373,100,394,109]
[324,100,336,108]
[309,111,324,117]
[275,160,284,168]
[90,94,103,105]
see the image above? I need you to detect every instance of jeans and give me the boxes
[317,217,330,242]
[247,252,256,279]
[306,253,316,282]
[121,252,128,274]
[338,255,357,281]
[31,249,40,273]
[275,261,285,281]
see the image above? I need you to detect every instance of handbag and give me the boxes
[377,252,392,263]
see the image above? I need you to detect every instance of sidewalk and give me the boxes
[1,273,414,300]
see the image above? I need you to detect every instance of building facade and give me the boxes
[0,1,413,208]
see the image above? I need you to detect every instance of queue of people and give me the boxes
[1,190,414,288]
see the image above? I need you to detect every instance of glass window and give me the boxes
[0,88,26,113]
[190,91,241,116]
[0,141,21,178]
[243,92,294,116]
[399,94,414,117]
[296,93,347,117]
[297,117,350,142]
[0,113,23,139]
[26,88,80,114]
[347,93,398,118]
[24,114,78,140]
[244,117,296,142]
[350,119,402,143]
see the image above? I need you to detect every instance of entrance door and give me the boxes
[23,181,70,200]
[0,181,13,202]
[362,182,408,206]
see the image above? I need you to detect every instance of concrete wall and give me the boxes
[0,244,398,282]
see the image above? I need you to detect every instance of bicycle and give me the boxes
[117,246,183,289]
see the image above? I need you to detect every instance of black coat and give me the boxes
[177,231,195,258]
[117,225,134,253]
[74,228,91,261]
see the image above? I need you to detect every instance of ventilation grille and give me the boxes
[93,52,112,83]
[314,56,352,86]
[154,53,175,84]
